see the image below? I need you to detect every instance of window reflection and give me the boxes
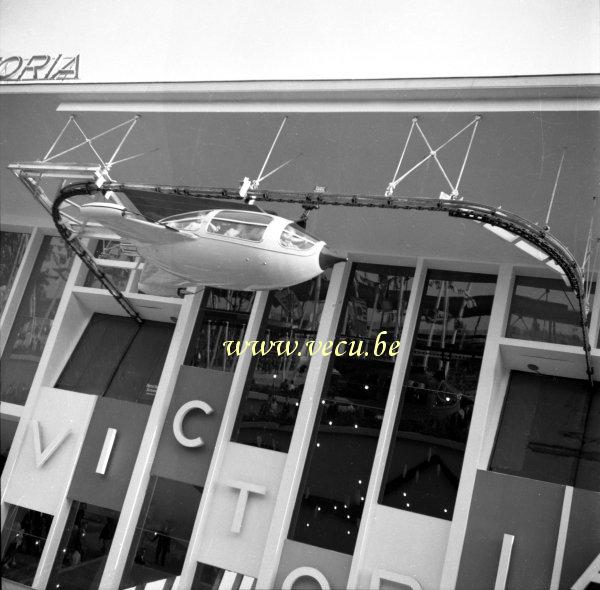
[380,270,496,520]
[279,224,316,250]
[207,211,270,242]
[185,288,254,372]
[47,502,119,590]
[83,240,134,291]
[0,235,73,405]
[191,562,227,589]
[0,230,29,314]
[161,211,209,233]
[1,505,52,586]
[1,416,18,475]
[506,275,594,346]
[120,477,203,589]
[490,371,599,491]
[289,264,414,554]
[232,271,331,452]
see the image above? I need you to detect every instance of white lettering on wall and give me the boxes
[223,479,267,534]
[494,534,515,590]
[370,570,423,590]
[282,567,330,590]
[31,420,71,468]
[0,54,80,81]
[173,400,213,448]
[96,427,117,475]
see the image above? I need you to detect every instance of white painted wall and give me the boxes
[0,0,598,83]
[2,387,96,516]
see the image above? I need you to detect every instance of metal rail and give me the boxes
[54,180,594,383]
[51,181,143,324]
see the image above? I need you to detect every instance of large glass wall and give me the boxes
[506,275,594,346]
[56,313,174,405]
[120,477,203,589]
[0,230,29,314]
[47,502,120,590]
[231,271,331,452]
[289,264,414,554]
[1,235,74,405]
[0,416,19,475]
[1,505,53,586]
[380,269,496,520]
[185,287,254,372]
[490,371,599,491]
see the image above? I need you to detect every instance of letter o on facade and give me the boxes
[282,567,330,590]
[173,400,213,448]
[0,56,23,80]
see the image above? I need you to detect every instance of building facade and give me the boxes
[1,9,600,584]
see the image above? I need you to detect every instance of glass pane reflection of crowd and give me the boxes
[232,271,331,452]
[46,502,119,590]
[381,271,496,520]
[2,507,52,586]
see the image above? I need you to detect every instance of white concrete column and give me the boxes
[99,289,204,589]
[346,258,427,589]
[439,263,515,590]
[1,250,85,527]
[32,401,98,590]
[178,289,270,589]
[256,261,352,589]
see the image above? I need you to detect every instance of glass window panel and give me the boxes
[490,371,599,491]
[191,562,227,589]
[279,224,316,250]
[185,288,254,372]
[56,313,174,405]
[506,275,594,346]
[83,240,133,291]
[0,235,74,405]
[120,477,203,589]
[0,230,29,314]
[161,211,210,232]
[1,505,53,587]
[380,269,496,520]
[232,271,331,452]
[1,416,19,475]
[289,264,414,554]
[47,502,120,590]
[207,219,266,241]
[212,210,272,224]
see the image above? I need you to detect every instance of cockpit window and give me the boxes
[279,224,316,250]
[208,213,269,242]
[160,211,209,233]
[212,210,273,224]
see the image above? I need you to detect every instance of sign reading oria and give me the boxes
[0,54,80,81]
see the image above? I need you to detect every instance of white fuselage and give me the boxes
[81,203,339,291]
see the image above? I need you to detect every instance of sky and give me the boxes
[0,0,599,83]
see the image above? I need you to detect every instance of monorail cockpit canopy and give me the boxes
[159,209,319,249]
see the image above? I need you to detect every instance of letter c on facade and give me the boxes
[173,400,213,447]
[282,567,330,590]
